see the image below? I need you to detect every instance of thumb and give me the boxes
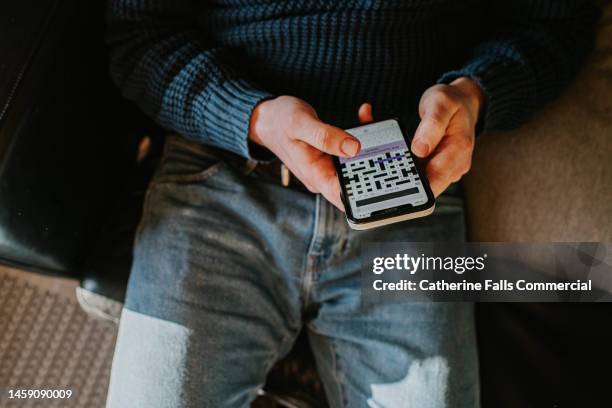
[358,103,374,124]
[411,92,456,158]
[294,115,361,157]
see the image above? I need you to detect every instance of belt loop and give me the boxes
[242,159,258,176]
[281,163,291,187]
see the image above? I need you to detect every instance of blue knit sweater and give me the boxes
[107,0,598,159]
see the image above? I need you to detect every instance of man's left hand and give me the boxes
[411,77,485,197]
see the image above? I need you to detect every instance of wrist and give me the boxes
[249,98,275,146]
[450,77,485,122]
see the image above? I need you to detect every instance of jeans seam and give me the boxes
[302,194,323,309]
[306,194,324,256]
[328,337,347,408]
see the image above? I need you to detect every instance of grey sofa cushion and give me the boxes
[465,2,612,242]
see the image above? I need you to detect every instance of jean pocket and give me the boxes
[151,135,227,185]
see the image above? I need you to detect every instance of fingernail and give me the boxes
[413,139,429,156]
[341,139,360,157]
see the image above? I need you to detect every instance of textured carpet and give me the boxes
[0,268,117,408]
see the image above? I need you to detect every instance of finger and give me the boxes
[427,173,449,198]
[311,157,345,211]
[412,88,459,158]
[425,159,451,198]
[358,103,374,124]
[425,143,470,197]
[294,117,361,158]
[288,164,318,194]
[323,179,345,212]
[319,173,345,211]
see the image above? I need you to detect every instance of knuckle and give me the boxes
[287,112,303,134]
[455,134,475,151]
[427,114,447,131]
[313,126,331,150]
[452,157,471,178]
[427,163,446,179]
[434,90,456,110]
[420,85,445,110]
[422,109,448,131]
[426,84,447,98]
[428,159,443,171]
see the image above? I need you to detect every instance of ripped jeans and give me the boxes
[106,136,480,408]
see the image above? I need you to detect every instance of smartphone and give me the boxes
[334,119,435,230]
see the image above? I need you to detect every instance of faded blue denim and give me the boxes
[106,135,479,408]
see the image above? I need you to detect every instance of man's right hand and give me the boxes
[249,96,362,211]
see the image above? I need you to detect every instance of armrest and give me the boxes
[0,0,109,277]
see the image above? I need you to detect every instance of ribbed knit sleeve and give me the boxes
[438,0,599,133]
[106,0,274,158]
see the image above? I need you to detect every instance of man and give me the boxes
[105,1,597,407]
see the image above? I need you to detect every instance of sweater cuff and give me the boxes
[200,78,275,160]
[438,56,534,134]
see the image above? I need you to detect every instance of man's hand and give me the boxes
[249,77,483,209]
[411,77,485,197]
[249,96,361,210]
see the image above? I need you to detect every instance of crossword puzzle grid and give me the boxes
[340,147,420,202]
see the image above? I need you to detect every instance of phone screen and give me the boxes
[339,119,430,220]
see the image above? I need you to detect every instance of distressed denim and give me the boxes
[106,135,479,408]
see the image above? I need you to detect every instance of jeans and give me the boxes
[106,135,479,408]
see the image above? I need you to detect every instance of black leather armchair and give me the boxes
[2,1,611,407]
[1,0,104,276]
[0,0,163,292]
